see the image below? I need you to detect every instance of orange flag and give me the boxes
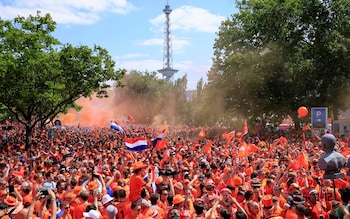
[127,114,135,122]
[290,151,309,171]
[238,140,248,158]
[155,139,167,150]
[222,131,235,142]
[247,143,259,153]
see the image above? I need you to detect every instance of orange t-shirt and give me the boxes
[72,202,88,219]
[284,209,297,219]
[124,213,144,219]
[129,175,145,202]
[116,200,132,219]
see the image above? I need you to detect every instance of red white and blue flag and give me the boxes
[124,137,148,151]
[151,129,165,150]
[111,121,124,133]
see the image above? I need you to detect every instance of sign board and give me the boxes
[311,107,328,129]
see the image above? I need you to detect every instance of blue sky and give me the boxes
[1,0,237,90]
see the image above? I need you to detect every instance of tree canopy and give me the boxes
[0,12,126,148]
[201,0,350,126]
[113,71,188,124]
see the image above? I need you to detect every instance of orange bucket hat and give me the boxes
[131,162,147,171]
[173,194,185,205]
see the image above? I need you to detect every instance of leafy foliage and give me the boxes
[0,12,126,147]
[201,0,350,126]
[113,71,188,124]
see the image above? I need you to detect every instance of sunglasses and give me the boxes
[206,187,214,191]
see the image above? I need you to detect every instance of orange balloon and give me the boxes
[298,106,308,117]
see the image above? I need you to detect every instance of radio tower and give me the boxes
[158,2,178,82]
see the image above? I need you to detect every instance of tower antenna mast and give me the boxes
[158,1,178,82]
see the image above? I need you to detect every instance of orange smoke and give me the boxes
[57,93,116,127]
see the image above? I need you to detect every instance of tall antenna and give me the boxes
[158,2,178,82]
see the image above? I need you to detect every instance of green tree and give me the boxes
[0,12,126,149]
[204,0,350,126]
[113,71,189,124]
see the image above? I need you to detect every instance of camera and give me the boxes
[38,187,49,196]
[159,168,178,177]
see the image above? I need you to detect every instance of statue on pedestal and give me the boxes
[318,134,346,179]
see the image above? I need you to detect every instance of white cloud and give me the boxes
[150,5,226,33]
[0,0,136,24]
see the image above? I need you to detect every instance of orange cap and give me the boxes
[132,162,147,171]
[86,181,98,191]
[173,194,185,205]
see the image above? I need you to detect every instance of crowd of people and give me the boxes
[0,120,350,219]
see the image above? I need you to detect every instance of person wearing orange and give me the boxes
[115,189,131,219]
[272,196,284,217]
[72,190,89,219]
[124,202,144,219]
[129,162,148,203]
[17,195,34,219]
[245,201,261,219]
[60,201,73,219]
[144,193,163,219]
[101,194,118,219]
[167,194,187,219]
[263,179,274,195]
[272,185,286,209]
[261,195,284,219]
[305,189,327,219]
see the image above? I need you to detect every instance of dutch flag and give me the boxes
[124,137,148,151]
[110,121,124,133]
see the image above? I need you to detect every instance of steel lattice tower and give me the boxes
[158,3,178,82]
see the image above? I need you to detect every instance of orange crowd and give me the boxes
[0,121,350,219]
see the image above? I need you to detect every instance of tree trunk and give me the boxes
[25,124,31,151]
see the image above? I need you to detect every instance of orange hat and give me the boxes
[262,195,273,209]
[73,186,83,195]
[86,181,98,191]
[64,192,76,202]
[289,183,300,190]
[23,195,33,205]
[131,162,147,171]
[173,194,185,205]
[4,196,17,206]
[155,177,163,185]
